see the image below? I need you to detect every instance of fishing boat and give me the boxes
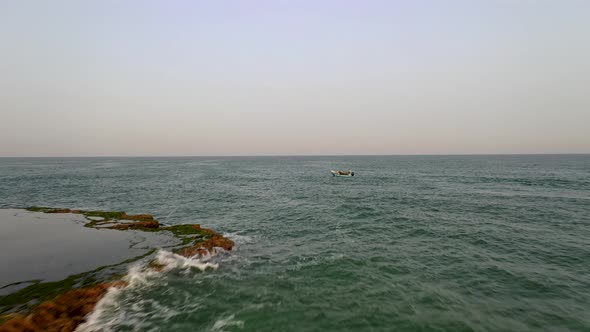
[331,170,354,177]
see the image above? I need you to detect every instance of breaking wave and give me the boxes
[155,249,219,272]
[76,248,227,332]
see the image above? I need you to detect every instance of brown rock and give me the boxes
[0,315,34,332]
[109,220,159,230]
[175,229,234,258]
[0,282,126,332]
[121,213,155,221]
[46,209,71,214]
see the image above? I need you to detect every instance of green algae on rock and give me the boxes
[25,206,235,249]
[0,249,156,315]
[1,208,234,332]
[23,206,235,260]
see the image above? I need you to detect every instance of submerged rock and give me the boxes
[109,220,160,230]
[120,213,154,221]
[0,209,173,289]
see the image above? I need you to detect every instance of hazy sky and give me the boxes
[1,1,589,156]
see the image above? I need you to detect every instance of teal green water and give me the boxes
[1,155,589,331]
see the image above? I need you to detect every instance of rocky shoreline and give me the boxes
[0,208,234,332]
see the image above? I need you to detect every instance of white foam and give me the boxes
[155,249,219,272]
[210,314,244,331]
[75,286,122,332]
[76,249,220,331]
[75,263,159,332]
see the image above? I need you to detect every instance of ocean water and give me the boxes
[1,155,589,331]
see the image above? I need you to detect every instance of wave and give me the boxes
[75,248,226,332]
[223,232,254,245]
[155,249,219,272]
[211,314,244,331]
[75,285,123,332]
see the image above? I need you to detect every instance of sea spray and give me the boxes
[75,286,123,332]
[76,249,224,332]
[155,249,219,272]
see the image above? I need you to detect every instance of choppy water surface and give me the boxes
[1,155,589,331]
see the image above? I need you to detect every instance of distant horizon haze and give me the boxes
[0,153,589,159]
[1,1,589,157]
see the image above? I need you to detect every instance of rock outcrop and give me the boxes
[175,227,234,257]
[0,207,235,332]
[0,282,126,332]
[109,220,160,230]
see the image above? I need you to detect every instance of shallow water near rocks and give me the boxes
[1,155,589,331]
[0,209,179,293]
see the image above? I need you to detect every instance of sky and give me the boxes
[0,0,589,156]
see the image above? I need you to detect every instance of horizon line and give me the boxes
[0,153,589,158]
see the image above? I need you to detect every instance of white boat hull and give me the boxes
[331,170,354,177]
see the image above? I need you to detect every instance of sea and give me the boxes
[0,155,589,331]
